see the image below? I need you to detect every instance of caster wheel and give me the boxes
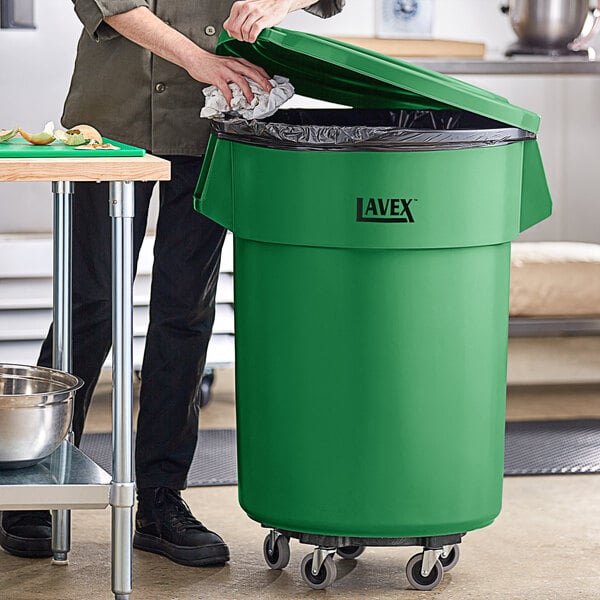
[198,370,215,409]
[300,553,337,590]
[405,553,444,591]
[263,534,290,570]
[439,544,460,572]
[336,545,365,560]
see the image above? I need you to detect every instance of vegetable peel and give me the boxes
[18,121,56,146]
[72,124,102,144]
[0,128,17,143]
[74,141,119,150]
[54,129,86,146]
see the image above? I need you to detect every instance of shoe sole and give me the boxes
[0,526,52,559]
[133,531,230,567]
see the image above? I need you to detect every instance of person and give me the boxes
[0,0,344,567]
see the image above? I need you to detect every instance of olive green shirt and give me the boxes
[63,0,344,156]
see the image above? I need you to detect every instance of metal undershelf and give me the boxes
[508,317,600,337]
[0,441,111,510]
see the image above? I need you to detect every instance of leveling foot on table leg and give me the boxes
[51,551,69,565]
[115,595,130,600]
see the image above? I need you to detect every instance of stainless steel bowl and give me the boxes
[0,364,83,469]
[504,0,594,49]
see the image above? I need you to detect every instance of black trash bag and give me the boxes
[209,108,535,152]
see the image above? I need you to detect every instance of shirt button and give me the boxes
[205,25,216,36]
[155,83,166,93]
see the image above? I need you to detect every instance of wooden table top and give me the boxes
[0,154,171,182]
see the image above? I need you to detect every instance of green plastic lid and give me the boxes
[217,28,540,133]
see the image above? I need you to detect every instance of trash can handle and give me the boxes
[193,134,234,230]
[519,140,552,232]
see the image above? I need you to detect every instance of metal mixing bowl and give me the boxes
[0,364,83,469]
[505,0,592,49]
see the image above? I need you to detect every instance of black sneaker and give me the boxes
[0,510,52,558]
[133,487,229,567]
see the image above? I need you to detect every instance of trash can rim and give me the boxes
[209,118,536,152]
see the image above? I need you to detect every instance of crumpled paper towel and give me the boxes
[200,75,294,120]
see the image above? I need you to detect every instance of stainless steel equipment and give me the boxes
[501,0,600,56]
[0,364,82,468]
[0,158,168,599]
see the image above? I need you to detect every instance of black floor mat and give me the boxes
[504,419,600,475]
[79,420,600,486]
[80,429,237,487]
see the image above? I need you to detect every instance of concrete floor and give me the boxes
[1,369,599,599]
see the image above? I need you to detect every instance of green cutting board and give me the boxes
[0,137,145,158]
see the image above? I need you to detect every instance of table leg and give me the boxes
[109,181,135,600]
[51,181,73,564]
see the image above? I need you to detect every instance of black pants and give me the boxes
[38,156,226,490]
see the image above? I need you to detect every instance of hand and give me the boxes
[186,51,272,105]
[103,8,272,105]
[224,0,293,43]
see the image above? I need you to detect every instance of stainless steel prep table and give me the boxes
[412,55,600,75]
[331,37,600,75]
[0,154,171,599]
[410,54,600,338]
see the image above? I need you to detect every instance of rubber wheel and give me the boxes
[198,370,215,409]
[262,534,290,570]
[300,554,337,590]
[336,545,365,560]
[439,545,460,572]
[405,553,444,591]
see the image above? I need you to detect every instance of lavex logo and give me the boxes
[356,197,417,223]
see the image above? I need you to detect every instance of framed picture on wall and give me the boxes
[0,0,36,29]
[375,0,433,38]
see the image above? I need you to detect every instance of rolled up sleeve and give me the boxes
[73,0,149,42]
[304,0,345,19]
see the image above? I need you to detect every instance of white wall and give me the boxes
[0,0,80,233]
[284,0,516,53]
[0,2,79,128]
[1,1,599,241]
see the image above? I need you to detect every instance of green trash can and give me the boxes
[194,28,552,591]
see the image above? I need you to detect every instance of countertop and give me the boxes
[0,154,170,182]
[411,55,600,75]
[333,37,600,76]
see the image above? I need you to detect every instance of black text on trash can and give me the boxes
[356,197,416,223]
